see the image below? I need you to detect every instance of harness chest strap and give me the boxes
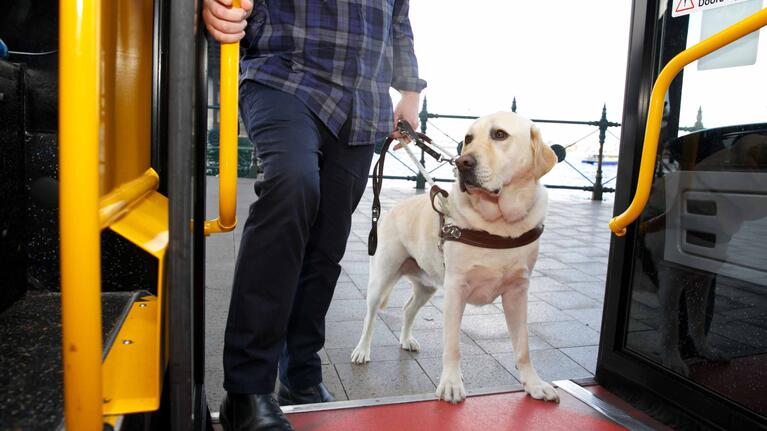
[430,185,544,249]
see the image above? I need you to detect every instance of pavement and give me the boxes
[204,178,615,409]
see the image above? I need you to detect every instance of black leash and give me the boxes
[368,121,439,256]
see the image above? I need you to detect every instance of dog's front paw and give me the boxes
[436,371,466,404]
[524,380,559,403]
[400,336,420,352]
[350,344,371,364]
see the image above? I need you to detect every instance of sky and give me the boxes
[394,0,766,157]
[397,0,634,150]
[379,0,636,184]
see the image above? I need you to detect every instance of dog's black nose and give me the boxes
[455,154,476,171]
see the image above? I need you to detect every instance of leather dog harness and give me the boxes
[429,186,544,250]
[368,125,544,255]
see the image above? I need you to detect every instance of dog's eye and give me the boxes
[464,134,473,145]
[491,129,508,141]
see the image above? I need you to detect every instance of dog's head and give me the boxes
[455,112,557,196]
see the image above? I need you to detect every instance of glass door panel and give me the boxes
[623,0,767,417]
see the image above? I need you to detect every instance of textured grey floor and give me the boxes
[205,178,614,408]
[0,292,134,431]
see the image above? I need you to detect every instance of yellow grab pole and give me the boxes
[59,0,104,429]
[609,7,767,237]
[205,0,240,235]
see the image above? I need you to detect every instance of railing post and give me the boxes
[415,97,428,190]
[693,106,705,131]
[592,104,607,201]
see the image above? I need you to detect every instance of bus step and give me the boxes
[0,291,140,431]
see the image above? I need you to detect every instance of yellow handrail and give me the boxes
[609,7,767,237]
[60,0,104,429]
[99,169,160,229]
[204,0,241,235]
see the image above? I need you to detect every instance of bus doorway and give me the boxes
[600,1,767,429]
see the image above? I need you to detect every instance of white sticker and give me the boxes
[698,0,763,70]
[672,0,755,17]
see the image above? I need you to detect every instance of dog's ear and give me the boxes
[530,124,557,179]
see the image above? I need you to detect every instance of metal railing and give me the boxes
[407,99,623,200]
[398,98,707,200]
[206,97,706,202]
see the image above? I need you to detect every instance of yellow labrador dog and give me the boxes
[351,112,560,404]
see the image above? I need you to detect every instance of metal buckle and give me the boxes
[441,224,461,239]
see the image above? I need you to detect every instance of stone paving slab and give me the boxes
[529,320,601,348]
[325,298,368,322]
[334,360,436,399]
[494,349,594,382]
[563,307,604,330]
[325,345,413,363]
[324,319,399,349]
[534,291,602,310]
[416,354,520,389]
[474,335,552,354]
[460,314,513,340]
[378,305,443,331]
[560,345,600,374]
[204,179,614,409]
[407,328,486,358]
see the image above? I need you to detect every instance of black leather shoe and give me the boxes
[219,393,294,431]
[277,382,335,406]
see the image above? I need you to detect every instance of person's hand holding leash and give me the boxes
[392,91,420,142]
[203,0,254,43]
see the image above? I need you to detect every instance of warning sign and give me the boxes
[675,0,696,14]
[672,0,756,17]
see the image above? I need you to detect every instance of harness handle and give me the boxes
[369,126,450,255]
[396,120,446,163]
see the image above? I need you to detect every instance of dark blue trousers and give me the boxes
[223,81,374,394]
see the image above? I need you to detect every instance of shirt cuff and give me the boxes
[392,77,428,93]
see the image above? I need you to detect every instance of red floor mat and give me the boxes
[288,389,628,431]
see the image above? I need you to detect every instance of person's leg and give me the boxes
[278,122,375,392]
[223,81,323,395]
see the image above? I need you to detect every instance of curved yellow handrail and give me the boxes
[205,0,241,235]
[609,7,767,237]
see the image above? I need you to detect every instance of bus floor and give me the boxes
[0,291,137,431]
[213,381,670,431]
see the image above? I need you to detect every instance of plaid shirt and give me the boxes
[241,0,427,146]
